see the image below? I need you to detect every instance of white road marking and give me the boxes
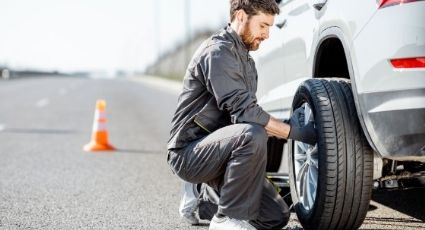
[0,124,5,132]
[36,98,50,108]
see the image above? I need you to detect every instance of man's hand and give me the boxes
[286,107,317,145]
[265,107,317,145]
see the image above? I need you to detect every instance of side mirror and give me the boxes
[312,0,327,10]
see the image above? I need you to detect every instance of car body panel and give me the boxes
[255,0,425,158]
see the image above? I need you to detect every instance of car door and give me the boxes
[280,0,319,83]
[257,0,319,119]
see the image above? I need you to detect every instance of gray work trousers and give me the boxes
[167,123,289,229]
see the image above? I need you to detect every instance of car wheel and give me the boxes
[288,78,373,230]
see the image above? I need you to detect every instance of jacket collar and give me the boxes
[226,24,249,56]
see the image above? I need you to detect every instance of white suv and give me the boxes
[254,0,425,229]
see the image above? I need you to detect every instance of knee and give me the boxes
[244,124,268,147]
[236,124,268,162]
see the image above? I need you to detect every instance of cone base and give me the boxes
[83,141,115,152]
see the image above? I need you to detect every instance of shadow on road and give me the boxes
[371,188,425,222]
[195,222,210,227]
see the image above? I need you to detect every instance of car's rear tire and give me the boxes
[288,78,373,230]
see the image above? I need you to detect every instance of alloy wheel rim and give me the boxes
[293,102,318,211]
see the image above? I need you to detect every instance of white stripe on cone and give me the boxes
[93,122,107,132]
[94,111,106,121]
[92,111,107,131]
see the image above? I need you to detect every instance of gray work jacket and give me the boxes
[167,25,270,150]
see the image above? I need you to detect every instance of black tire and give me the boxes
[288,78,373,230]
[266,137,286,172]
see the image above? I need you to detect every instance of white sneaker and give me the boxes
[209,215,256,230]
[182,212,199,225]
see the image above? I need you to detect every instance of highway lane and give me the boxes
[0,76,424,229]
[0,76,190,229]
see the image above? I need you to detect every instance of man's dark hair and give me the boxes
[230,0,280,22]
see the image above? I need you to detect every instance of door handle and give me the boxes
[276,19,287,29]
[312,0,327,10]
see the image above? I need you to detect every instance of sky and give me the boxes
[0,0,229,73]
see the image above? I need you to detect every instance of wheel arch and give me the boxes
[312,27,377,152]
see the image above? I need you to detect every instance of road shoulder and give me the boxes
[128,75,182,95]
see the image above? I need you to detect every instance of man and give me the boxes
[167,0,317,229]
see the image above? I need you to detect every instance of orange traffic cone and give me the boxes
[83,99,115,152]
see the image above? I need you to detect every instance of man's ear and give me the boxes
[235,9,247,23]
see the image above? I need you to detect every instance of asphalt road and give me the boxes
[0,76,424,229]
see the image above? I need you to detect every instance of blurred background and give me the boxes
[0,2,232,228]
[0,0,229,80]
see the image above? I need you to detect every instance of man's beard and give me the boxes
[240,22,263,51]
